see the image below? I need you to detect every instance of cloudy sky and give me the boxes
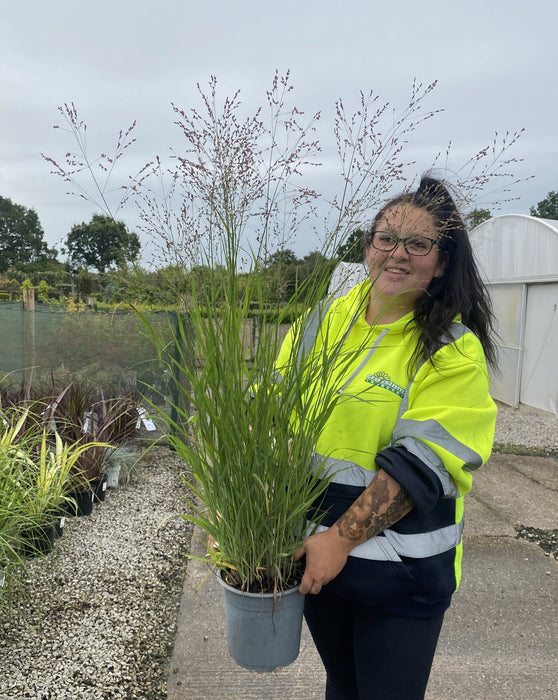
[1,0,556,262]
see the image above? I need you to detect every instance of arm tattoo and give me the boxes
[336,473,413,544]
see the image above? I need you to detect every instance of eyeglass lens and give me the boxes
[372,232,434,256]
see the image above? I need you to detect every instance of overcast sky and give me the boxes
[1,0,556,262]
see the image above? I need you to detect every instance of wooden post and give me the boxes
[22,294,36,384]
[22,287,35,311]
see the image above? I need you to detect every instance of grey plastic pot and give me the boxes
[218,572,305,672]
[105,463,121,489]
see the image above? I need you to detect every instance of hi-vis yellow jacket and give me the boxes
[275,279,497,616]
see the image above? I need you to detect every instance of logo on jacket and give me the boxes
[364,371,404,397]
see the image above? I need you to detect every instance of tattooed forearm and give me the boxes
[335,470,414,545]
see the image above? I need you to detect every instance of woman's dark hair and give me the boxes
[364,175,497,370]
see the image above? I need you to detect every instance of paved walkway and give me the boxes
[167,452,558,699]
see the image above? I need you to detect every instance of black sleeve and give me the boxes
[375,445,444,516]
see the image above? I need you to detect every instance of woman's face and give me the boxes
[365,203,449,315]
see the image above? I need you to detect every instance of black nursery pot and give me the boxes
[92,476,108,503]
[67,489,95,517]
[21,523,57,558]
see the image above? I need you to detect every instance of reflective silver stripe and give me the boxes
[384,520,464,558]
[297,298,336,365]
[308,520,464,562]
[392,418,483,471]
[392,435,461,498]
[310,453,376,488]
[391,324,484,479]
[440,321,470,345]
[296,292,368,367]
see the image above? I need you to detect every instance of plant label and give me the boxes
[137,407,156,431]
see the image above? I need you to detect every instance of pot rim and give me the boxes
[216,569,302,599]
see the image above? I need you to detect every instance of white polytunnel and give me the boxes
[328,214,558,417]
[470,214,558,417]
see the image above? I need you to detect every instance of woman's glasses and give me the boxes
[371,231,445,257]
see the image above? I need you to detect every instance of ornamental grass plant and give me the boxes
[0,412,30,606]
[0,399,111,589]
[136,74,447,593]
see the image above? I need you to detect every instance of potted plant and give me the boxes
[0,407,52,557]
[0,404,110,554]
[44,382,140,511]
[151,294,361,669]
[137,75,379,671]
[101,445,138,488]
[19,429,110,553]
[82,391,141,497]
[0,418,29,607]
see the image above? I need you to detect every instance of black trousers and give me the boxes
[304,589,445,700]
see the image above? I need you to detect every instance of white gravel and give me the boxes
[495,402,558,451]
[0,404,557,699]
[0,446,192,700]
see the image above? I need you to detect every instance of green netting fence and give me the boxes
[0,302,178,404]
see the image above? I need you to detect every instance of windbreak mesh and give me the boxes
[0,303,177,403]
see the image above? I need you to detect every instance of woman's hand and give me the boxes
[294,470,414,595]
[294,528,352,595]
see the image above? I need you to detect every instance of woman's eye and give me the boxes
[379,235,395,245]
[408,238,428,250]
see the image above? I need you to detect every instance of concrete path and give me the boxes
[167,452,558,699]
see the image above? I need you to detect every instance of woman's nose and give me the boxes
[391,240,409,257]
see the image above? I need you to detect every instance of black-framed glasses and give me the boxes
[371,231,445,257]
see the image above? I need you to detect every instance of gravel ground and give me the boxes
[0,446,193,699]
[0,406,557,698]
[495,402,558,452]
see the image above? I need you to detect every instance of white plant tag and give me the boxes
[137,407,156,431]
[83,411,99,434]
[40,405,57,432]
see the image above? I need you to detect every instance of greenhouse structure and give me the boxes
[328,214,558,416]
[470,214,558,416]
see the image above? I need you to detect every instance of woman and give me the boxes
[284,176,497,699]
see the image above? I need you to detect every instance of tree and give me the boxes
[264,249,299,267]
[301,250,328,269]
[0,196,58,272]
[464,208,492,230]
[66,214,140,273]
[530,191,558,220]
[335,228,365,262]
[263,249,300,304]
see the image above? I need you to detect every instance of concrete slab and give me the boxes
[428,537,558,700]
[471,453,558,530]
